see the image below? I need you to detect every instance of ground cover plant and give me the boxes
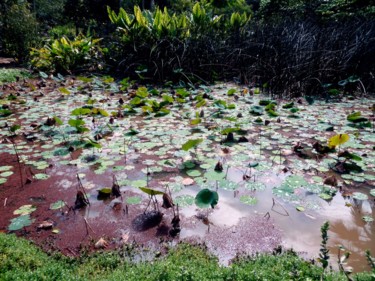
[1,233,374,280]
[0,74,374,275]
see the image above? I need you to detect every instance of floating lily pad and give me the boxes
[174,195,195,207]
[244,181,266,191]
[8,215,34,231]
[319,193,333,200]
[352,192,368,201]
[186,169,201,177]
[13,205,36,215]
[131,180,148,188]
[126,196,142,205]
[214,179,237,191]
[182,160,196,169]
[240,195,258,205]
[0,166,12,172]
[204,170,225,181]
[362,216,374,223]
[34,173,50,180]
[50,200,66,210]
[0,178,7,184]
[0,171,13,177]
[370,189,375,197]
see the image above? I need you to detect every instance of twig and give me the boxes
[77,174,90,205]
[4,198,7,207]
[271,198,289,216]
[84,217,95,236]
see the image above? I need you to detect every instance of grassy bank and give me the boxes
[0,233,373,280]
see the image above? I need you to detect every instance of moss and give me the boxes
[0,234,373,280]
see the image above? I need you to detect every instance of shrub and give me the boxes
[30,35,103,73]
[106,3,250,81]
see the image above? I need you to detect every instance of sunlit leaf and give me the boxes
[139,187,164,196]
[328,134,349,148]
[182,139,203,151]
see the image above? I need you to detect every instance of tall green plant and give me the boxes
[318,221,330,272]
[30,35,102,73]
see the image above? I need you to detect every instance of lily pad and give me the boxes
[139,187,164,196]
[0,166,12,172]
[204,170,225,181]
[174,195,195,207]
[319,193,333,200]
[126,196,142,205]
[240,195,258,205]
[131,180,148,188]
[8,215,34,231]
[50,200,66,210]
[370,189,375,197]
[13,205,36,215]
[0,171,13,177]
[34,173,50,180]
[186,169,201,177]
[244,181,266,191]
[362,216,374,223]
[352,192,368,201]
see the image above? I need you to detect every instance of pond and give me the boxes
[0,76,374,272]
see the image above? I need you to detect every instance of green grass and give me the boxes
[0,233,373,280]
[0,68,31,84]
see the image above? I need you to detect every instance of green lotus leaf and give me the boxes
[240,195,258,205]
[8,215,34,231]
[195,189,219,209]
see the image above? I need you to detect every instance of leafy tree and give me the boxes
[0,0,38,60]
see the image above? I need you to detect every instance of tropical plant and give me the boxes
[30,35,103,73]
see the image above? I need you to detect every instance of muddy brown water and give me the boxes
[0,78,374,273]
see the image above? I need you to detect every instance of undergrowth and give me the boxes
[0,68,31,84]
[0,233,374,280]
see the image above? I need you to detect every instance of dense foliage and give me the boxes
[1,0,374,95]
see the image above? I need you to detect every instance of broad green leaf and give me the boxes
[126,196,142,205]
[240,195,258,205]
[347,112,368,123]
[13,205,36,215]
[195,189,219,209]
[50,200,66,210]
[53,116,63,125]
[71,108,91,116]
[8,215,34,231]
[139,187,164,196]
[227,88,236,96]
[352,192,368,200]
[174,195,195,207]
[182,138,203,151]
[10,125,21,132]
[59,87,70,95]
